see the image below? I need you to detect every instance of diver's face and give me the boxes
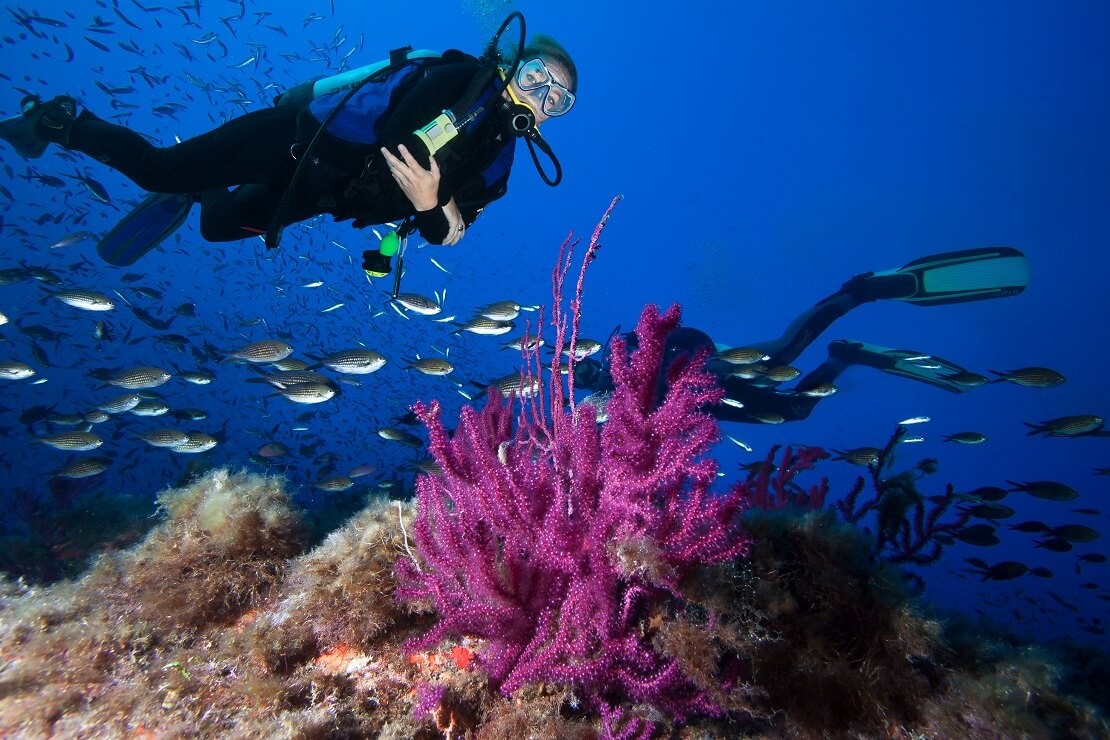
[508,57,574,125]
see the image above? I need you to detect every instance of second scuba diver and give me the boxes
[0,14,572,272]
[573,247,1032,425]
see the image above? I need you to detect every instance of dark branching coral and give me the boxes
[837,426,972,567]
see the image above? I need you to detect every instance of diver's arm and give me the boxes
[379,143,457,244]
[440,198,465,246]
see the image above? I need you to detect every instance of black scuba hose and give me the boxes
[525,131,562,187]
[450,11,526,131]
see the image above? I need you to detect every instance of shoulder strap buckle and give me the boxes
[388,45,414,68]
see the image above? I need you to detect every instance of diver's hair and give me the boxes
[521,34,578,93]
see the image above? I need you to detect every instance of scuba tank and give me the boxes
[274,49,443,110]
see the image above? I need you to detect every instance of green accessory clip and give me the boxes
[379,230,400,257]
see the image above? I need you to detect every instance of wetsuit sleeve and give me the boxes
[413,205,450,243]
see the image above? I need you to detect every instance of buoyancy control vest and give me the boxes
[280,49,514,225]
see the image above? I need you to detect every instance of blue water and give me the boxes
[0,1,1107,647]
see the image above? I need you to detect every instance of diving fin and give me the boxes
[827,339,980,394]
[862,247,1029,306]
[97,192,194,266]
[0,98,48,159]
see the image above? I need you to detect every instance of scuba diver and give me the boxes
[0,13,571,270]
[573,247,1032,424]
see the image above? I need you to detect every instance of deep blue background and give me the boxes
[0,1,1107,646]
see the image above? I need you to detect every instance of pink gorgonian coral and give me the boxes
[395,197,752,721]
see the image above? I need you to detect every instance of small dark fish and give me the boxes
[1024,415,1105,437]
[1072,508,1101,515]
[1094,467,1110,476]
[275,383,336,404]
[943,431,989,445]
[966,560,1028,581]
[155,334,190,351]
[715,346,769,366]
[1006,480,1079,502]
[1009,520,1051,534]
[258,442,288,458]
[761,365,802,383]
[831,447,882,467]
[1078,553,1107,564]
[25,266,64,285]
[25,13,68,28]
[1034,538,1073,553]
[114,6,142,30]
[54,457,111,479]
[1047,592,1079,611]
[30,173,66,188]
[18,323,64,341]
[132,285,163,300]
[953,524,1000,547]
[966,486,1009,502]
[171,408,208,421]
[451,316,513,336]
[959,503,1015,520]
[1050,524,1099,543]
[85,36,112,52]
[131,305,175,330]
[378,427,423,448]
[175,302,197,317]
[940,371,990,387]
[1030,567,1053,578]
[67,170,111,204]
[989,366,1066,388]
[474,372,541,399]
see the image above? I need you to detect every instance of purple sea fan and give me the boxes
[395,200,753,721]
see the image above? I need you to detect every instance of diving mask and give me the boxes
[515,58,575,117]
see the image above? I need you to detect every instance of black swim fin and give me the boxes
[97,192,194,266]
[0,97,48,159]
[860,247,1029,306]
[827,339,979,394]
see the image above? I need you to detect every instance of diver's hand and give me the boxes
[381,144,439,211]
[441,198,465,246]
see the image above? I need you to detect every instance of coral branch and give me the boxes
[396,198,752,721]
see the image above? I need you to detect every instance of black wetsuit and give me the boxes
[574,326,828,425]
[65,50,514,244]
[573,275,971,425]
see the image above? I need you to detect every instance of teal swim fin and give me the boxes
[827,339,979,394]
[97,192,194,266]
[862,247,1029,306]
